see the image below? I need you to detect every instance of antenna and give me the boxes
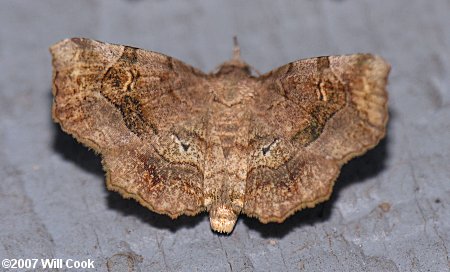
[232,36,241,61]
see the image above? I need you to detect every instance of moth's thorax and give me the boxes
[210,73,256,108]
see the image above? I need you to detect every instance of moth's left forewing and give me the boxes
[51,38,208,218]
[51,38,128,153]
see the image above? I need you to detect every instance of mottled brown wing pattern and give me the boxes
[51,37,390,233]
[51,38,209,217]
[243,55,389,222]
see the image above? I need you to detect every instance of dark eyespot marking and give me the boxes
[181,142,190,152]
[261,138,279,156]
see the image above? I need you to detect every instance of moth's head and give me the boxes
[215,60,252,76]
[213,37,253,77]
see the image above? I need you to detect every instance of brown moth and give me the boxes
[50,38,389,233]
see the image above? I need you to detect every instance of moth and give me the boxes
[51,38,389,233]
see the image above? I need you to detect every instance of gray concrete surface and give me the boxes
[1,0,449,271]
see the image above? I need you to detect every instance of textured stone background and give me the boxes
[1,0,449,271]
